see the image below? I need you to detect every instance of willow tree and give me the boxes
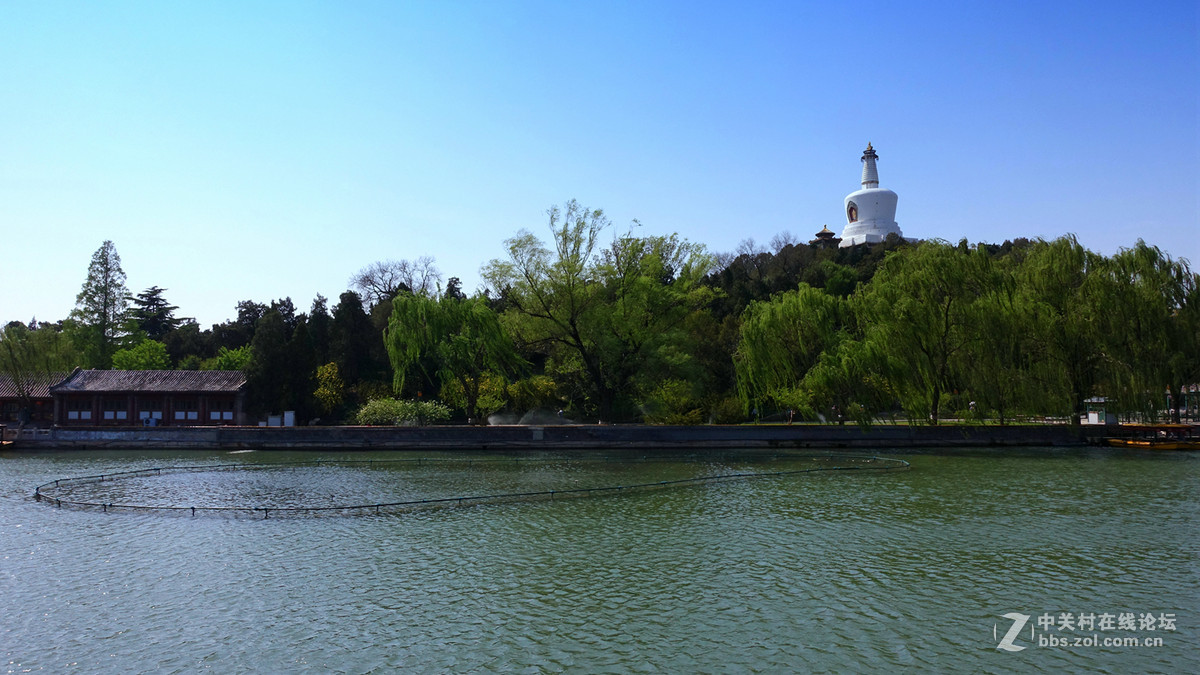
[734,283,848,416]
[1015,236,1107,424]
[0,321,80,421]
[386,293,523,424]
[483,200,714,421]
[855,241,994,425]
[958,263,1042,424]
[798,335,895,426]
[1096,241,1199,421]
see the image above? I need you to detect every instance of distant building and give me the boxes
[809,225,842,249]
[50,369,247,427]
[839,143,904,247]
[0,373,64,427]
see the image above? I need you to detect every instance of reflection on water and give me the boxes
[2,448,1196,673]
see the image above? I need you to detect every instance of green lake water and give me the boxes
[1,448,1196,673]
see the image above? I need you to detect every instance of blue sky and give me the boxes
[2,1,1197,327]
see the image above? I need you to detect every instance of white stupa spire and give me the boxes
[839,142,903,247]
[860,142,879,189]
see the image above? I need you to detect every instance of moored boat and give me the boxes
[1105,424,1200,451]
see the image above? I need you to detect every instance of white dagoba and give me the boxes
[839,143,903,247]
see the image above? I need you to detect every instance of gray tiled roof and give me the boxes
[49,370,246,394]
[0,372,70,399]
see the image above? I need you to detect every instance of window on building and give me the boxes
[174,398,199,421]
[67,399,93,421]
[102,397,128,421]
[210,398,235,421]
[138,398,163,421]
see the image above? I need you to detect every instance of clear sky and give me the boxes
[2,0,1197,327]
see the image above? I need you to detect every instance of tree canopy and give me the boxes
[131,286,181,340]
[484,200,715,420]
[68,240,132,368]
[386,293,523,424]
[13,208,1196,428]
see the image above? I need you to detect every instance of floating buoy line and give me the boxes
[32,454,910,519]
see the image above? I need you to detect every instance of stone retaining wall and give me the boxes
[4,423,1097,451]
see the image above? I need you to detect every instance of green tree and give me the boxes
[1015,236,1107,425]
[130,286,181,340]
[162,321,211,368]
[202,345,253,371]
[797,337,895,426]
[313,362,346,417]
[735,283,848,416]
[245,310,289,416]
[284,314,318,421]
[856,241,993,425]
[505,375,563,413]
[0,321,81,421]
[1096,241,1199,422]
[211,300,267,352]
[111,339,170,370]
[484,200,713,420]
[440,372,509,422]
[732,282,892,425]
[69,240,132,368]
[387,293,523,424]
[960,266,1035,423]
[307,295,333,366]
[331,291,388,395]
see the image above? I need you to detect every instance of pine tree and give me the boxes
[69,240,132,368]
[131,286,181,340]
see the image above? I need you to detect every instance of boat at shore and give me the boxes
[1105,424,1200,451]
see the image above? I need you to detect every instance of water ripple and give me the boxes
[2,449,1196,673]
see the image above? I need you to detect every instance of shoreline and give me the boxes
[2,423,1106,451]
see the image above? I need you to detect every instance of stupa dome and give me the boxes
[839,143,903,247]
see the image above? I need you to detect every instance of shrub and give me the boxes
[707,396,746,424]
[641,379,705,425]
[506,375,562,412]
[355,398,451,426]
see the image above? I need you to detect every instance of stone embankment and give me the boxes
[3,423,1099,451]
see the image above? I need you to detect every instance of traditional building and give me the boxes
[809,225,842,249]
[0,373,64,427]
[50,369,247,427]
[839,143,904,247]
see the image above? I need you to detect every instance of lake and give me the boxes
[2,447,1196,673]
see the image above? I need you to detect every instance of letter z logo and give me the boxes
[995,612,1031,652]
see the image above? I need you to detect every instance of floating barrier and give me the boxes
[32,454,910,519]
